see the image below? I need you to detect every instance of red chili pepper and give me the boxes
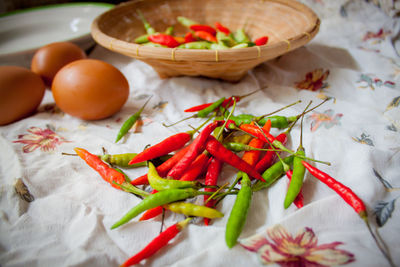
[255,36,269,46]
[194,31,217,42]
[130,145,191,185]
[121,218,191,266]
[286,170,304,209]
[184,98,230,113]
[215,22,230,35]
[148,34,180,48]
[205,136,266,182]
[225,119,237,130]
[255,132,287,173]
[179,153,209,181]
[204,157,223,226]
[167,121,222,179]
[189,24,216,35]
[139,204,162,221]
[129,132,192,165]
[184,90,260,113]
[184,32,197,43]
[74,147,126,189]
[239,123,276,144]
[301,161,367,220]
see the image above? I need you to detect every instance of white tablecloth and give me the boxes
[1,1,400,266]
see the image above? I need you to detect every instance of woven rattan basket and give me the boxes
[91,0,320,82]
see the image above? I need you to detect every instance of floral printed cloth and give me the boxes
[1,1,399,267]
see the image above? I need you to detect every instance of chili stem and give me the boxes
[215,173,243,206]
[112,181,149,198]
[256,100,302,122]
[364,220,396,267]
[61,152,77,156]
[204,182,229,205]
[216,97,237,139]
[160,208,166,234]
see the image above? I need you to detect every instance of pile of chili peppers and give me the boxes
[134,11,268,49]
[71,92,395,267]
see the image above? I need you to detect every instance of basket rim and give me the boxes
[91,0,320,62]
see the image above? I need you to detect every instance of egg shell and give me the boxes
[31,42,86,86]
[51,59,130,120]
[0,66,46,125]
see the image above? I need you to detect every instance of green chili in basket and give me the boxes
[134,34,150,44]
[233,28,250,43]
[137,10,156,35]
[177,16,198,27]
[178,41,212,49]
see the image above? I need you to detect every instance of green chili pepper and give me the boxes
[284,148,305,209]
[134,34,150,44]
[115,96,152,143]
[147,162,201,191]
[229,114,297,129]
[258,115,297,129]
[231,43,248,49]
[178,41,212,49]
[164,201,224,218]
[197,97,226,118]
[177,16,198,27]
[142,42,166,47]
[216,32,236,47]
[252,156,294,192]
[233,29,250,43]
[225,172,252,248]
[137,10,156,35]
[165,26,174,35]
[100,153,146,168]
[284,111,307,209]
[224,142,271,153]
[111,188,200,229]
[210,43,230,50]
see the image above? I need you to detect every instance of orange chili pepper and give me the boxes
[74,147,126,189]
[194,31,217,43]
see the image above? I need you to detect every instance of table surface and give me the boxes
[1,1,399,266]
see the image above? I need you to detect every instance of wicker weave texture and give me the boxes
[91,0,320,81]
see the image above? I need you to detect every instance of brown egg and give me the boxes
[31,42,86,86]
[0,66,46,125]
[51,59,130,120]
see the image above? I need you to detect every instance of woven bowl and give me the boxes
[91,0,320,82]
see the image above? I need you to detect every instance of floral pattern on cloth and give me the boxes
[373,169,400,227]
[352,133,374,146]
[240,224,355,266]
[357,74,396,90]
[295,69,330,91]
[362,28,392,43]
[306,109,343,132]
[13,126,69,153]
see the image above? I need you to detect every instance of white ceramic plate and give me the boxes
[0,2,114,66]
